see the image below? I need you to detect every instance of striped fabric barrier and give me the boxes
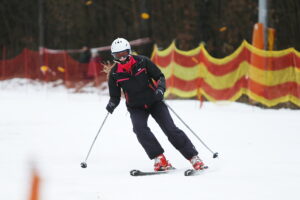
[151,40,300,107]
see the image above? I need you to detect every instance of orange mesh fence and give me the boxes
[0,48,90,83]
[1,42,300,107]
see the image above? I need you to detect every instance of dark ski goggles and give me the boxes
[112,50,130,60]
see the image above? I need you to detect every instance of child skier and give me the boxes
[105,38,205,171]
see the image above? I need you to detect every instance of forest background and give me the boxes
[0,0,299,60]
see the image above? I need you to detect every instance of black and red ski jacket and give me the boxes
[107,55,166,108]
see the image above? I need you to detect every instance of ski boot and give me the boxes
[190,155,205,170]
[154,154,173,171]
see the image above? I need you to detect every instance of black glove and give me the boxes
[106,101,116,114]
[155,87,164,101]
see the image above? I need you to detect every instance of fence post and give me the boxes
[170,42,175,96]
[1,47,6,79]
[44,49,49,82]
[24,49,29,79]
[249,23,265,104]
[63,51,70,87]
[197,46,203,107]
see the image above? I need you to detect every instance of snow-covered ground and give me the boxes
[0,79,300,200]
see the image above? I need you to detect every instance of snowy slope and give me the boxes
[0,79,300,200]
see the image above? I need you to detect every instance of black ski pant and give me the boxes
[127,101,198,160]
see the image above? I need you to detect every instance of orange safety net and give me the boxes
[0,48,91,83]
[1,42,300,107]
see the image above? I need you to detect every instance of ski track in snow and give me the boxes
[0,79,300,200]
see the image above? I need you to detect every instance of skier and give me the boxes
[105,38,205,171]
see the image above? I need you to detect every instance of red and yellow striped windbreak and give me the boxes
[151,41,300,107]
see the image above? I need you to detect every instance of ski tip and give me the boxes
[130,169,140,176]
[184,166,208,176]
[184,169,194,176]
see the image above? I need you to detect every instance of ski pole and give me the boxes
[165,102,218,158]
[81,112,110,168]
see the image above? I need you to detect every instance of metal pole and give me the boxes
[81,112,110,168]
[165,102,218,158]
[258,0,268,49]
[38,0,44,65]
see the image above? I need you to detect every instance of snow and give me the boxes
[0,78,300,200]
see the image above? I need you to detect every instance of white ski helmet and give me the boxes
[111,38,131,54]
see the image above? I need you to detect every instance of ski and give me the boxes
[184,166,208,176]
[130,166,208,176]
[130,168,175,176]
